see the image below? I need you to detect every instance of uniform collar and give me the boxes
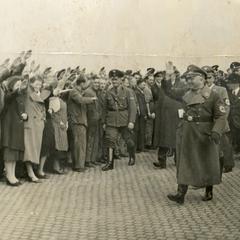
[183,86,211,105]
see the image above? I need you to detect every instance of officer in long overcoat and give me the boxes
[168,65,227,204]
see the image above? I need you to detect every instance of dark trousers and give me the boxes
[69,125,87,170]
[97,122,105,160]
[230,126,240,153]
[86,121,100,164]
[0,150,4,178]
[221,133,234,168]
[134,116,146,151]
[158,147,176,167]
[104,126,135,158]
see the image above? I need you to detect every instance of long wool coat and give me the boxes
[2,91,25,152]
[50,97,68,152]
[152,80,185,148]
[176,86,227,187]
[23,87,50,164]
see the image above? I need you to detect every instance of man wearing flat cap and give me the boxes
[226,73,240,157]
[167,65,227,204]
[203,66,234,173]
[102,69,137,171]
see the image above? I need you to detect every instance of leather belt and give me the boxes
[183,114,213,122]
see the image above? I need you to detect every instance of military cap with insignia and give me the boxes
[230,62,240,70]
[227,73,240,84]
[109,69,124,78]
[186,65,207,79]
[202,66,215,78]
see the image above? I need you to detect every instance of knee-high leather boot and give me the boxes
[102,148,114,171]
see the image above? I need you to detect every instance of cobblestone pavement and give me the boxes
[0,152,239,240]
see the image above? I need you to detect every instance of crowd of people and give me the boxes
[0,51,239,203]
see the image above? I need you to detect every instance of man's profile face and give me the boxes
[206,75,215,86]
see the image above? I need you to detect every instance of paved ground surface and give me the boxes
[0,151,239,240]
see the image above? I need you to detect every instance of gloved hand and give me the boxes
[210,132,220,144]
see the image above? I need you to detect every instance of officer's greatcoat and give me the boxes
[176,86,227,187]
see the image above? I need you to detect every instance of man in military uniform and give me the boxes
[226,72,240,156]
[167,65,227,204]
[102,69,137,171]
[202,66,234,173]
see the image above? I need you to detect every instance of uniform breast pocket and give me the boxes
[107,97,115,107]
[119,97,127,108]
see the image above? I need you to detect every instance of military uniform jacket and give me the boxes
[176,86,227,187]
[210,84,230,132]
[228,88,240,129]
[104,85,137,127]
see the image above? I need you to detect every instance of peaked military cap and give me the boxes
[186,65,207,79]
[109,69,124,78]
[202,66,214,78]
[230,62,240,70]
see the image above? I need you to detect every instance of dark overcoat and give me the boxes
[176,86,227,187]
[2,91,25,151]
[152,80,186,148]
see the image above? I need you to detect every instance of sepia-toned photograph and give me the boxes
[0,0,240,239]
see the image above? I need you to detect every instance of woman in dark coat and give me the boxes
[2,76,28,186]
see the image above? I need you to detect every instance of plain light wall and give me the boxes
[0,0,240,73]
